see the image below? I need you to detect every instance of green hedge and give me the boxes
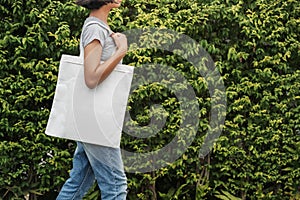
[0,0,299,199]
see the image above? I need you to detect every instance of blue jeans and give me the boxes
[56,142,127,200]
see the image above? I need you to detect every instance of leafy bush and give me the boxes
[0,0,86,199]
[0,0,299,199]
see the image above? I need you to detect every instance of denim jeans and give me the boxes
[56,142,127,200]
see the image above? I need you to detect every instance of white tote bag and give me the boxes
[46,20,134,147]
[45,54,134,148]
[45,21,134,147]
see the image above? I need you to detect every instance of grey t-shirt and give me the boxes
[81,17,117,62]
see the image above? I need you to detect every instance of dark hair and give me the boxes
[76,0,114,10]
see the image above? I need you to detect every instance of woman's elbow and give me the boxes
[84,72,106,89]
[84,79,98,89]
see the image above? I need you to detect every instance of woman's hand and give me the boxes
[111,33,128,56]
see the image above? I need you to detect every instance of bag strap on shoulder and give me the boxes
[79,19,113,58]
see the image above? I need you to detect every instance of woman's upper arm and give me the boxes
[83,39,102,89]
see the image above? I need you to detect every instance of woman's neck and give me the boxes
[89,7,111,25]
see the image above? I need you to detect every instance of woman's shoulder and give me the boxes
[81,17,113,48]
[83,17,112,34]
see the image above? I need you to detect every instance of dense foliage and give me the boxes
[0,0,299,199]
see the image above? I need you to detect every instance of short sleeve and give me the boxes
[82,24,108,48]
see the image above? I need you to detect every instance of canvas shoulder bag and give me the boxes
[45,20,134,148]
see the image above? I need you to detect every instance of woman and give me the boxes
[56,0,128,199]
